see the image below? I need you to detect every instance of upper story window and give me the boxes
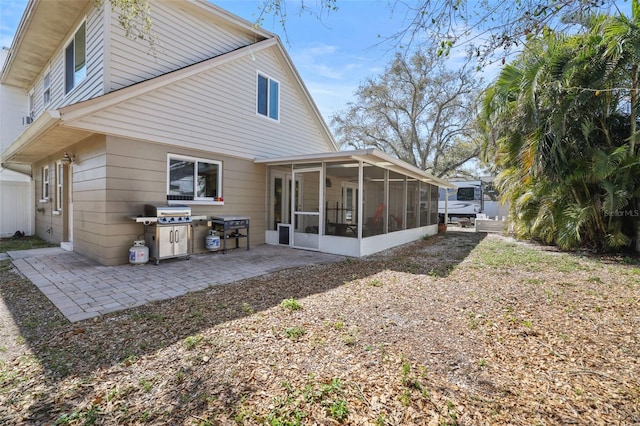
[28,91,34,118]
[43,72,51,106]
[257,72,279,121]
[65,21,86,94]
[167,154,223,204]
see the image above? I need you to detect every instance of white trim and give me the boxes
[42,165,49,200]
[64,19,88,97]
[43,68,51,106]
[167,153,223,203]
[55,161,63,211]
[256,71,280,122]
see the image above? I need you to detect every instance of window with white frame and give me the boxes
[65,21,86,94]
[257,72,279,121]
[43,71,51,106]
[167,155,222,202]
[28,91,34,118]
[42,166,50,200]
[56,162,63,211]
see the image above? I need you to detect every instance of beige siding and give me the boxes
[85,136,267,265]
[108,1,259,91]
[69,135,108,263]
[68,47,333,161]
[26,4,105,121]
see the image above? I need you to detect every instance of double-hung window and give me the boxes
[42,166,50,200]
[257,72,279,121]
[28,91,34,119]
[43,72,51,106]
[65,21,86,94]
[56,162,63,211]
[167,155,223,203]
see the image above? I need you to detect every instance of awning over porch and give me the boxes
[254,148,456,189]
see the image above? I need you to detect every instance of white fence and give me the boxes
[0,168,33,238]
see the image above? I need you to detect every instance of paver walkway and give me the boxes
[8,245,345,322]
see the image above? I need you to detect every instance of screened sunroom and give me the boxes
[256,149,455,257]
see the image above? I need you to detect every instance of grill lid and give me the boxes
[144,204,191,217]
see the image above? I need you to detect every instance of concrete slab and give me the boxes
[7,245,345,323]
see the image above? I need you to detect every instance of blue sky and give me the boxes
[0,0,427,122]
[0,1,630,122]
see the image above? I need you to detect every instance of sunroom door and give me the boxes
[291,168,322,250]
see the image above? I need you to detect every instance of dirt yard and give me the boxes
[0,231,638,425]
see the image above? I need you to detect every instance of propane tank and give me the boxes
[205,230,220,251]
[129,240,149,264]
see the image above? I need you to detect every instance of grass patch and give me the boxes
[284,326,306,340]
[0,236,56,253]
[280,298,303,311]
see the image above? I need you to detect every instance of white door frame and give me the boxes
[291,167,322,250]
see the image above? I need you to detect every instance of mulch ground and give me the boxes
[0,231,638,425]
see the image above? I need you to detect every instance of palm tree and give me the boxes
[481,12,639,252]
[599,0,640,250]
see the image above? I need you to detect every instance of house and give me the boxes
[0,0,453,265]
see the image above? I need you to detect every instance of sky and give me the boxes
[0,1,629,123]
[0,0,481,123]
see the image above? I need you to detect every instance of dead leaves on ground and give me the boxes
[0,233,639,424]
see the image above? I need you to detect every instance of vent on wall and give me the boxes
[22,116,33,125]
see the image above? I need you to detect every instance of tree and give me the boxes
[481,12,640,252]
[257,0,626,62]
[331,51,483,178]
[98,0,156,48]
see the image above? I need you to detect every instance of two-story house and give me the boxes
[0,0,453,266]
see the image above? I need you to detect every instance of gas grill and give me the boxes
[143,204,193,264]
[211,215,250,254]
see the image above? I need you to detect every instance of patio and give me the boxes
[7,245,345,322]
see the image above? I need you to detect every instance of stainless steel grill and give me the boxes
[143,204,192,264]
[144,204,192,224]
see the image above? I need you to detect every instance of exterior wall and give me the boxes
[66,47,333,160]
[0,49,27,152]
[0,168,33,237]
[20,4,105,124]
[94,136,267,265]
[107,1,260,92]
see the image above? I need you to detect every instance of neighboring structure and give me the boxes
[0,167,33,238]
[0,0,453,265]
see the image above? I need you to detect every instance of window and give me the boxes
[42,166,50,200]
[457,187,476,201]
[257,73,279,120]
[167,155,222,203]
[56,162,63,211]
[65,21,86,94]
[28,91,34,118]
[43,72,51,106]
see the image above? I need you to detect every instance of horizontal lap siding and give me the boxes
[70,48,334,161]
[108,1,257,91]
[96,136,266,265]
[70,135,108,263]
[24,4,104,126]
